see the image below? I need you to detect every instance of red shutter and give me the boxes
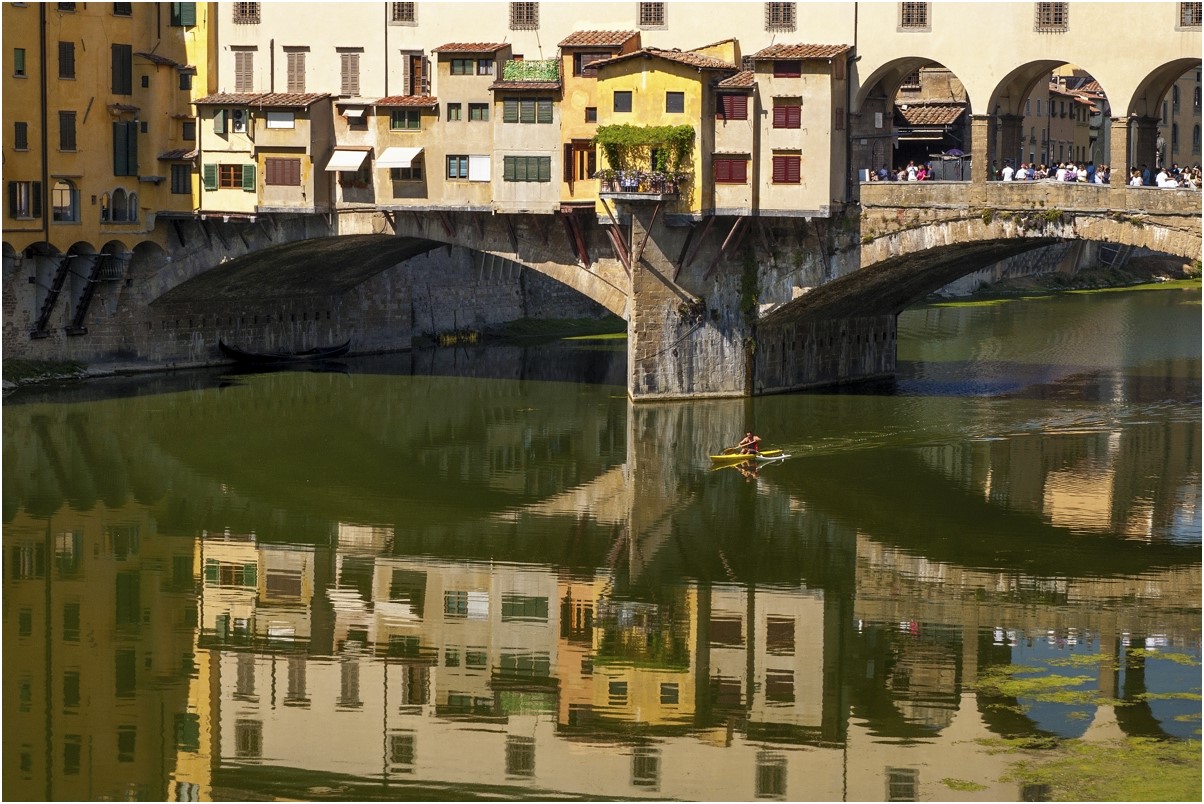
[733,158,748,183]
[786,156,800,183]
[772,156,786,183]
[772,106,787,128]
[787,105,801,128]
[713,159,730,183]
[732,95,748,120]
[265,158,276,185]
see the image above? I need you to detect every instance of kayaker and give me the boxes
[737,432,762,455]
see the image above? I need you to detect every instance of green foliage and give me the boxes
[981,208,995,225]
[595,123,695,173]
[1000,737,1202,802]
[502,59,559,82]
[940,778,987,792]
[3,359,86,384]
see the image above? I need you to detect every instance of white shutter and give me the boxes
[468,155,490,182]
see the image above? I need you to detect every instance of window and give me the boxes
[117,726,136,762]
[477,59,494,75]
[391,2,416,23]
[1195,86,1201,110]
[899,2,930,29]
[113,121,138,176]
[170,2,196,26]
[1173,85,1180,113]
[14,47,26,77]
[1179,2,1202,28]
[765,2,796,31]
[1172,123,1179,151]
[469,102,489,121]
[614,90,633,113]
[59,41,75,78]
[232,2,259,24]
[113,2,132,15]
[639,2,666,27]
[444,588,469,612]
[717,94,748,120]
[52,180,80,222]
[234,50,254,92]
[264,157,300,186]
[574,52,610,77]
[182,119,196,140]
[171,164,190,194]
[1034,2,1068,31]
[10,181,42,219]
[773,60,802,78]
[340,51,360,95]
[632,747,660,788]
[179,69,194,90]
[391,165,423,181]
[451,58,473,75]
[58,111,76,150]
[501,594,549,621]
[58,2,76,11]
[506,736,535,777]
[765,669,794,703]
[755,752,787,799]
[887,768,918,801]
[390,732,416,769]
[265,111,294,128]
[174,713,201,753]
[446,102,463,121]
[660,682,679,705]
[503,155,551,182]
[286,51,305,93]
[63,602,80,640]
[63,671,81,708]
[235,720,262,758]
[1193,124,1201,154]
[772,154,801,183]
[565,140,596,181]
[713,156,748,183]
[665,91,685,113]
[63,736,82,776]
[585,106,597,122]
[772,99,801,128]
[390,109,421,129]
[509,2,539,30]
[112,44,133,94]
[502,97,553,123]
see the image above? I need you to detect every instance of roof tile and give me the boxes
[432,42,509,54]
[750,43,852,60]
[134,51,183,67]
[593,47,737,72]
[896,103,965,126]
[193,92,329,108]
[718,70,756,89]
[372,95,440,107]
[158,147,198,161]
[558,30,639,48]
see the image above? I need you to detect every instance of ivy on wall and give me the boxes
[594,124,695,175]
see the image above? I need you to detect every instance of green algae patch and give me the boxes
[563,331,627,341]
[1067,278,1202,294]
[1125,649,1201,666]
[973,664,1129,708]
[3,359,87,385]
[941,778,988,792]
[999,738,1202,802]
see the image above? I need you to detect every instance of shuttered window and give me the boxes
[111,44,133,94]
[8,181,43,218]
[112,121,138,176]
[713,157,748,184]
[503,155,551,182]
[59,111,76,150]
[14,122,29,150]
[59,41,75,79]
[242,163,256,192]
[286,51,305,93]
[717,94,748,120]
[772,59,801,78]
[234,50,254,92]
[202,163,218,190]
[503,97,552,123]
[170,2,196,26]
[340,52,360,95]
[772,101,801,129]
[771,154,801,183]
[264,157,301,186]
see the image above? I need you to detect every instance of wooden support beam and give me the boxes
[560,211,591,267]
[381,210,397,233]
[631,200,663,265]
[473,213,486,241]
[435,210,455,239]
[597,197,629,270]
[503,216,519,254]
[702,216,747,281]
[408,210,425,232]
[682,215,716,270]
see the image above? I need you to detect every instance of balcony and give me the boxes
[502,59,559,83]
[597,170,683,201]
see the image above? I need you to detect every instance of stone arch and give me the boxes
[99,191,112,222]
[1126,57,1201,118]
[112,188,128,222]
[63,240,99,325]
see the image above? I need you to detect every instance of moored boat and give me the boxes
[218,339,351,365]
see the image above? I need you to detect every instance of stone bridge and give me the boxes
[5,182,1200,400]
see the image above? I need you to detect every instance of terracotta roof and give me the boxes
[373,95,440,107]
[432,42,508,54]
[135,51,183,67]
[193,92,329,108]
[896,103,965,126]
[593,47,737,72]
[750,43,852,60]
[1078,79,1105,94]
[108,103,140,113]
[489,81,561,91]
[718,70,756,89]
[158,147,198,161]
[558,30,638,48]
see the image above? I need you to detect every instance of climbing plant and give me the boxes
[594,124,695,174]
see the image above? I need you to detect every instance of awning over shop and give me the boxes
[376,146,423,169]
[324,149,369,171]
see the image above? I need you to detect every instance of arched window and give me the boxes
[1195,87,1201,111]
[1173,85,1180,113]
[1172,123,1179,152]
[127,192,138,221]
[99,192,111,222]
[112,188,128,221]
[52,180,79,222]
[1194,124,1201,154]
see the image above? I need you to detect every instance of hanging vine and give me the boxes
[594,124,695,179]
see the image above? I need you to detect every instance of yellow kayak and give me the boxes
[709,449,784,465]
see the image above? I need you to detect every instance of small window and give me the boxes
[772,99,801,129]
[14,121,29,150]
[756,752,787,799]
[468,102,489,121]
[639,1,666,27]
[390,109,421,130]
[503,155,551,182]
[182,120,196,140]
[1179,2,1202,28]
[773,59,801,78]
[286,51,305,93]
[58,111,76,150]
[219,164,244,188]
[7,180,42,219]
[390,1,415,23]
[887,768,918,802]
[632,747,660,788]
[446,155,469,180]
[898,2,930,30]
[713,156,748,183]
[58,41,75,79]
[1034,2,1068,31]
[574,52,610,77]
[179,70,194,90]
[391,165,423,181]
[113,3,133,16]
[765,2,796,31]
[506,735,535,777]
[614,90,633,113]
[585,106,597,122]
[509,2,539,30]
[234,50,254,92]
[57,2,76,11]
[477,59,494,75]
[717,94,748,120]
[665,91,685,113]
[15,47,27,77]
[771,154,801,183]
[340,51,360,95]
[450,58,473,76]
[112,43,133,94]
[264,157,300,186]
[264,111,294,129]
[446,102,463,121]
[52,179,80,222]
[170,163,190,194]
[232,2,259,24]
[170,3,197,27]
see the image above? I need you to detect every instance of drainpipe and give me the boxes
[40,2,50,244]
[845,2,857,203]
[383,3,389,97]
[270,39,274,92]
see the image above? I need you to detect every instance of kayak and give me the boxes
[709,449,785,465]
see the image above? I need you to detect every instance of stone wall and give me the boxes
[755,314,896,394]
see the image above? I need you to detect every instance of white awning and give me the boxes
[324,149,369,171]
[341,107,366,118]
[376,146,423,169]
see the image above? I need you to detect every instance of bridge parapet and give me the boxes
[860,181,1202,215]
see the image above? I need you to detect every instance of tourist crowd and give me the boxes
[865,159,1201,189]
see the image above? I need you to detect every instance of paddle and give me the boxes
[721,444,743,455]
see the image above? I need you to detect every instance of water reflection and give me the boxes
[4,289,1200,801]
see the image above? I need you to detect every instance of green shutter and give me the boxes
[537,156,550,182]
[519,99,535,124]
[126,121,138,176]
[536,99,552,124]
[204,558,218,582]
[503,156,515,181]
[243,562,257,586]
[31,181,41,217]
[242,163,256,191]
[172,2,196,26]
[14,48,24,75]
[503,99,518,123]
[202,164,217,190]
[213,108,226,134]
[113,122,129,175]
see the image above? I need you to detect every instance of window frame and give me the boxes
[51,179,80,223]
[639,1,666,28]
[58,41,75,79]
[446,102,463,122]
[14,47,27,78]
[773,59,802,78]
[450,58,473,76]
[502,155,552,182]
[340,51,361,96]
[446,154,470,180]
[1178,2,1202,29]
[232,2,260,24]
[717,94,749,120]
[898,2,930,31]
[772,99,802,129]
[389,108,421,130]
[170,163,191,194]
[665,91,685,114]
[264,157,301,186]
[771,153,801,184]
[390,1,416,24]
[468,102,489,121]
[8,180,43,219]
[390,164,423,182]
[713,156,749,184]
[14,121,29,150]
[1034,2,1068,32]
[58,110,76,151]
[613,90,633,113]
[112,43,133,95]
[509,2,539,30]
[765,2,797,32]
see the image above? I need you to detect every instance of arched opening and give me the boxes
[112,188,128,222]
[127,191,139,222]
[99,191,111,222]
[1156,65,1202,169]
[1125,57,1201,176]
[852,58,973,181]
[51,180,80,222]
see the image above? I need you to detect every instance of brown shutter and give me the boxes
[787,105,801,128]
[265,158,277,185]
[733,95,748,120]
[563,142,573,182]
[786,156,800,183]
[714,158,730,183]
[772,106,786,128]
[772,156,786,183]
[733,159,747,183]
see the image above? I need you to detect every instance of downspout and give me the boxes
[40,1,50,244]
[270,39,274,92]
[845,1,857,203]
[383,2,389,97]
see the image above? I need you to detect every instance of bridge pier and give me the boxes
[753,313,897,395]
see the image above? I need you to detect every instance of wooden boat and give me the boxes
[709,449,786,465]
[218,339,351,365]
